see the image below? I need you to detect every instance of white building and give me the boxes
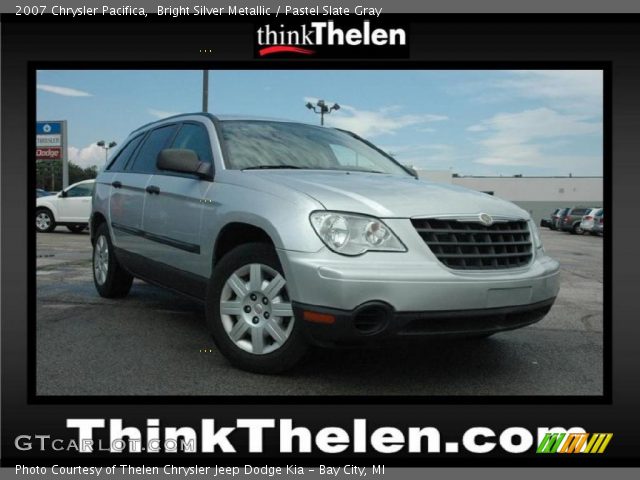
[415,170,603,223]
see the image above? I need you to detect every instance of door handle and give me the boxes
[145,185,160,195]
[111,181,122,188]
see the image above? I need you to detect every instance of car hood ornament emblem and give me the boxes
[479,213,493,226]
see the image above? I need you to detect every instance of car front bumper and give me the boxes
[280,249,560,313]
[292,297,556,345]
[278,218,560,342]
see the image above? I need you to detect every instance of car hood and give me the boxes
[247,170,528,219]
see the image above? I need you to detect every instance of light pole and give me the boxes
[305,99,340,126]
[202,69,209,112]
[97,140,117,163]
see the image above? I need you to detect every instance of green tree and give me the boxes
[35,161,98,192]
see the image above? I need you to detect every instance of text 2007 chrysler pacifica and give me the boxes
[91,113,560,373]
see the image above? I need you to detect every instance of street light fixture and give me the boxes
[305,99,340,126]
[97,140,117,163]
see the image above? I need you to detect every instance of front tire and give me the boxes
[35,208,56,233]
[206,243,308,374]
[92,222,133,298]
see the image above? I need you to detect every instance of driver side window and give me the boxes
[65,183,94,198]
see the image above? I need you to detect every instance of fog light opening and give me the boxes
[353,304,391,336]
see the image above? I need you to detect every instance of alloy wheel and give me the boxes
[36,212,51,231]
[220,263,294,355]
[93,235,109,285]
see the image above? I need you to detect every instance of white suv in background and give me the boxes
[35,179,95,233]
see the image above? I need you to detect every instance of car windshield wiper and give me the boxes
[242,165,304,170]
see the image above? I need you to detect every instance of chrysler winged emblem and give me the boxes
[478,213,493,226]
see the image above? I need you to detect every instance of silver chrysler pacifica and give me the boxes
[91,113,560,373]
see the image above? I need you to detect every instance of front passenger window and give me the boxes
[170,123,213,164]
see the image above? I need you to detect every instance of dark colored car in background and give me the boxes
[560,206,597,234]
[542,208,562,229]
[36,188,53,198]
[552,208,569,230]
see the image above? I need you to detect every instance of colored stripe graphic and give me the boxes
[259,46,316,56]
[537,433,565,453]
[560,433,589,453]
[537,433,613,454]
[583,433,613,454]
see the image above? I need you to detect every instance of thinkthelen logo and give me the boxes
[255,20,409,58]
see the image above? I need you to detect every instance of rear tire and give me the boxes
[35,208,56,233]
[205,242,308,374]
[67,224,86,233]
[572,224,584,235]
[92,222,133,298]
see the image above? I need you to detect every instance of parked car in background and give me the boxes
[592,210,604,235]
[552,208,569,230]
[89,113,560,373]
[541,208,561,229]
[580,208,603,235]
[540,215,550,228]
[35,179,95,233]
[36,188,54,198]
[560,206,596,234]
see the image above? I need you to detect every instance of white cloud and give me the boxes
[468,107,602,172]
[68,143,107,169]
[469,107,601,147]
[148,108,178,119]
[37,84,92,97]
[451,70,603,116]
[501,70,602,111]
[303,97,447,137]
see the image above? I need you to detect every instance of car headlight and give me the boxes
[529,220,544,253]
[310,211,407,256]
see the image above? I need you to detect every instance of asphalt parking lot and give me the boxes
[36,227,603,396]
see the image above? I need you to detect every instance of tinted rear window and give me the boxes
[571,208,590,215]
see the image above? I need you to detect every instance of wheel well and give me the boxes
[91,212,107,243]
[36,206,54,219]
[214,223,274,264]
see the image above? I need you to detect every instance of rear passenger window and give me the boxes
[170,123,213,164]
[129,124,179,174]
[107,134,144,171]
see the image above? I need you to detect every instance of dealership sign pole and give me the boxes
[36,120,68,189]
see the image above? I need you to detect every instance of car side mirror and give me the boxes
[157,149,213,180]
[60,190,68,198]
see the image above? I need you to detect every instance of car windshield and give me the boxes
[219,120,410,176]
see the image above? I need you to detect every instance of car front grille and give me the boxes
[411,218,533,270]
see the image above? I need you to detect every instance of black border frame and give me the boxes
[28,60,612,406]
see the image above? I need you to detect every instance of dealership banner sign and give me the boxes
[36,121,65,161]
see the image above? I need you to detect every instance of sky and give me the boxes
[36,69,603,176]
